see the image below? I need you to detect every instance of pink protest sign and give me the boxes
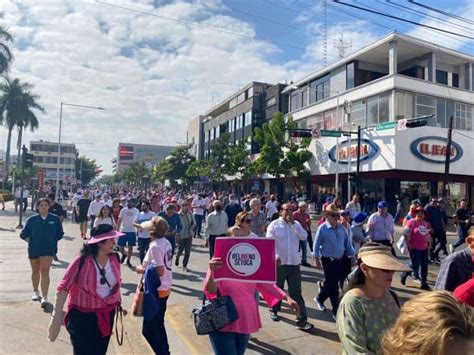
[213,237,276,283]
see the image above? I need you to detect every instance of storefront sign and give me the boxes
[213,237,276,283]
[328,139,379,164]
[410,136,463,164]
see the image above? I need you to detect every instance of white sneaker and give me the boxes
[40,298,49,308]
[448,244,454,254]
[31,291,41,302]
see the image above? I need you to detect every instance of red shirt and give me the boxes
[406,219,431,250]
[293,210,311,231]
[453,278,474,307]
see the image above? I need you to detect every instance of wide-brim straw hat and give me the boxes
[323,203,344,216]
[358,243,411,272]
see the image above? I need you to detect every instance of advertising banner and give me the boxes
[213,237,276,283]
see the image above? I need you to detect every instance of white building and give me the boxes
[30,140,77,182]
[284,32,473,211]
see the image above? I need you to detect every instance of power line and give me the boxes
[332,0,474,40]
[95,1,309,52]
[381,0,473,34]
[408,0,474,25]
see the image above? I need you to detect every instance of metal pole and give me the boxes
[335,91,340,197]
[356,125,362,194]
[347,114,352,204]
[55,102,63,202]
[443,115,453,199]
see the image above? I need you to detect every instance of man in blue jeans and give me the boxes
[192,194,206,238]
[134,201,156,263]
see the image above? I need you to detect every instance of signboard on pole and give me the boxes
[320,130,342,138]
[213,237,276,283]
[397,119,407,131]
[311,128,321,139]
[376,121,397,131]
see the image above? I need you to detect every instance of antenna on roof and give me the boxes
[323,0,328,66]
[334,33,352,58]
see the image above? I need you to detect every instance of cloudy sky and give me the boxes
[1,0,473,174]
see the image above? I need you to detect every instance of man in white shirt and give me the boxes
[265,194,278,220]
[345,194,361,219]
[191,194,206,238]
[133,201,156,263]
[117,200,139,268]
[206,200,228,258]
[87,194,105,230]
[14,187,22,212]
[266,202,313,331]
[102,193,113,207]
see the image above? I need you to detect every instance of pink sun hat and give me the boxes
[87,224,125,245]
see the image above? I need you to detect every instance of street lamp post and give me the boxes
[55,102,105,202]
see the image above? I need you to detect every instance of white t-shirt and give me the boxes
[265,200,278,219]
[119,207,139,233]
[192,197,206,215]
[95,259,117,298]
[135,211,156,239]
[93,216,115,229]
[143,238,173,291]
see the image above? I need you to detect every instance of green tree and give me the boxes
[75,156,100,185]
[120,161,150,185]
[253,112,312,178]
[152,144,195,186]
[0,77,44,183]
[0,25,14,74]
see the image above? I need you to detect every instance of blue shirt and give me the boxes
[313,222,354,259]
[20,213,64,257]
[424,204,448,231]
[158,211,182,235]
[366,212,395,241]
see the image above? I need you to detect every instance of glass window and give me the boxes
[316,83,324,101]
[379,93,389,123]
[452,73,459,88]
[247,87,254,98]
[367,96,378,126]
[309,81,317,104]
[229,97,237,109]
[436,70,448,85]
[416,94,436,120]
[266,97,276,108]
[291,90,301,111]
[237,92,246,104]
[417,95,435,107]
[301,86,308,108]
[322,81,330,99]
[245,111,252,127]
[351,99,366,127]
[346,62,355,89]
[436,99,446,127]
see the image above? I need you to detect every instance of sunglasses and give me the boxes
[98,267,108,285]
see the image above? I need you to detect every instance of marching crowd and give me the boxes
[15,186,474,354]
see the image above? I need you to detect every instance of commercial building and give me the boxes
[116,143,175,172]
[201,81,288,160]
[283,32,473,211]
[29,140,77,182]
[186,115,205,158]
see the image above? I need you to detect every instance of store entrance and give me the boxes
[400,181,431,208]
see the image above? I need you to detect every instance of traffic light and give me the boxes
[288,129,312,138]
[22,147,34,168]
[406,118,428,128]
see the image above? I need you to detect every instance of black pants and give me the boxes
[138,238,151,263]
[272,265,307,325]
[318,257,343,315]
[339,256,352,290]
[307,230,313,252]
[142,296,170,355]
[176,237,192,267]
[209,234,225,259]
[432,229,447,257]
[66,308,114,355]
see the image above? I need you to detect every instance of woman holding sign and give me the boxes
[205,251,300,354]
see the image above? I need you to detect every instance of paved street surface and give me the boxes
[0,201,454,355]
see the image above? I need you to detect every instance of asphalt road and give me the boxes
[0,202,451,355]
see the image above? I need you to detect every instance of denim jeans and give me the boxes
[209,331,250,355]
[142,296,169,355]
[137,238,150,263]
[453,225,468,250]
[299,240,308,262]
[194,214,204,237]
[411,249,429,284]
[165,236,176,255]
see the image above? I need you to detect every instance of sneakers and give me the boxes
[314,297,327,312]
[183,266,189,272]
[53,255,59,262]
[448,244,454,254]
[40,298,49,308]
[31,291,41,302]
[269,311,280,322]
[175,258,179,267]
[420,283,432,291]
[296,321,313,331]
[412,277,422,285]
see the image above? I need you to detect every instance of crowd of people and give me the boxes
[15,185,474,354]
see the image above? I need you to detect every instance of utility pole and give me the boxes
[355,125,362,194]
[442,116,453,199]
[16,145,26,228]
[334,33,352,58]
[323,0,328,67]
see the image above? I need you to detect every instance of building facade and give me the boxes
[284,32,473,212]
[186,115,205,158]
[30,140,77,182]
[201,81,288,160]
[116,143,175,172]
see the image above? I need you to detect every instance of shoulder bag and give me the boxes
[131,276,144,317]
[192,289,239,335]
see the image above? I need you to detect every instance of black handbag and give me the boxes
[192,289,239,335]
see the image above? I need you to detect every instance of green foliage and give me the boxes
[185,132,250,182]
[0,25,14,74]
[253,112,312,177]
[120,161,150,185]
[75,156,100,185]
[152,144,195,185]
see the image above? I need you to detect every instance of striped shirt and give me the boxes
[57,254,121,310]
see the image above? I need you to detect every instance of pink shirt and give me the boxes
[406,219,431,250]
[205,270,286,334]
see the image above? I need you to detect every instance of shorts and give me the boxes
[77,215,88,223]
[28,253,55,259]
[117,232,136,247]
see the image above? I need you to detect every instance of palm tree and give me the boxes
[0,77,44,183]
[0,25,14,74]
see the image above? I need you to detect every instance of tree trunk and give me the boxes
[16,125,23,167]
[3,127,12,183]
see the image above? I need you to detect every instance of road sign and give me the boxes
[320,129,342,137]
[376,121,397,131]
[311,128,321,139]
[397,118,407,131]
